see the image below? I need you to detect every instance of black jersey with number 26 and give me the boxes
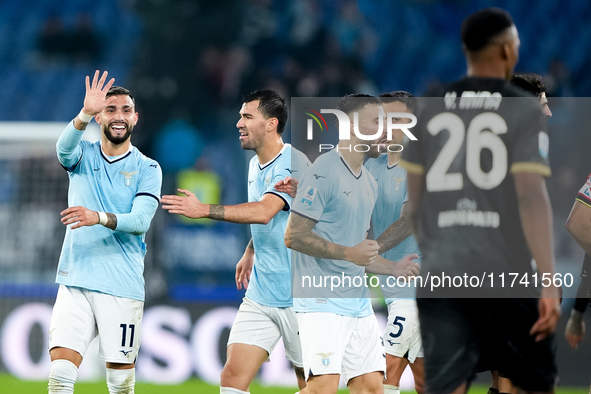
[401,77,549,284]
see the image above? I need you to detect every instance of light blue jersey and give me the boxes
[365,154,420,302]
[292,150,378,317]
[56,121,162,301]
[246,144,310,308]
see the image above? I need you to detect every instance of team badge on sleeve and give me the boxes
[301,186,317,206]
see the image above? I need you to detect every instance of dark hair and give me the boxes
[510,73,548,97]
[106,86,135,106]
[461,7,514,52]
[242,90,288,134]
[337,94,381,116]
[379,90,416,113]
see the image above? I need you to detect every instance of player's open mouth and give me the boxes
[110,124,127,132]
[239,132,247,138]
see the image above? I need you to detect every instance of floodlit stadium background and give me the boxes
[1,0,591,389]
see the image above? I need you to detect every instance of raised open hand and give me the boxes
[82,70,116,116]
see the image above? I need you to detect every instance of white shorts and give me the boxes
[297,312,385,383]
[227,297,302,367]
[49,285,144,364]
[384,299,423,362]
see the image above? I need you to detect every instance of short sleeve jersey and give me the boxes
[401,77,549,283]
[292,149,378,317]
[245,144,311,307]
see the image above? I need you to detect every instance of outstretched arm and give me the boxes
[161,189,286,224]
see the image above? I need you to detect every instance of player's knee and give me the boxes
[48,359,78,393]
[220,361,242,386]
[106,367,135,394]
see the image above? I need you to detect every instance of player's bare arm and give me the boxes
[236,238,254,290]
[274,176,299,198]
[404,172,425,233]
[565,201,591,255]
[376,203,413,254]
[286,212,379,266]
[60,206,117,230]
[162,189,285,224]
[365,253,420,278]
[74,70,115,131]
[514,171,560,341]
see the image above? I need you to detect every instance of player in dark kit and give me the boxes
[400,8,559,394]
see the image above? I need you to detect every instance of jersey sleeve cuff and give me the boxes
[291,210,319,223]
[399,159,425,175]
[264,191,290,211]
[509,162,551,177]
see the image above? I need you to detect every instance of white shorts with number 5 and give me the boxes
[48,285,144,364]
[384,299,423,362]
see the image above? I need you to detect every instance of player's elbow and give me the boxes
[284,236,292,249]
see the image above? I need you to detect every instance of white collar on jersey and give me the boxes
[258,143,289,169]
[100,143,133,163]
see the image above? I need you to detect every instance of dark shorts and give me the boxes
[417,297,556,394]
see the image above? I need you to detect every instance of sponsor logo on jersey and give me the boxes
[120,350,132,356]
[438,198,500,228]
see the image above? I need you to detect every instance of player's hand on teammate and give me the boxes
[82,70,116,116]
[235,252,254,290]
[274,176,299,199]
[60,206,100,229]
[565,309,586,349]
[161,189,208,219]
[345,239,380,266]
[530,286,561,342]
[393,253,420,279]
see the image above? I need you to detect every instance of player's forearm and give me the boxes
[376,216,412,254]
[56,121,84,168]
[516,176,556,277]
[290,230,347,260]
[565,209,591,256]
[207,202,275,224]
[365,256,394,275]
[110,197,158,235]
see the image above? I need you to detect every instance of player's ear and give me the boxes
[267,117,278,133]
[94,114,101,124]
[133,112,139,126]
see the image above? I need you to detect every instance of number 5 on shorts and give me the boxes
[389,316,406,339]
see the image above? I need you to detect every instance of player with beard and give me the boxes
[48,70,162,393]
[162,90,310,394]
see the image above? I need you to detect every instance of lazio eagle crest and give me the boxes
[120,171,138,186]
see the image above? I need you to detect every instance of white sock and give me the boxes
[106,368,135,394]
[384,384,400,394]
[48,359,78,393]
[220,387,250,394]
